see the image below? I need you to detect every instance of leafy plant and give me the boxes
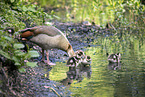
[0,30,40,72]
[0,0,54,72]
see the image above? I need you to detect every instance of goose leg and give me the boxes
[42,49,45,62]
[41,49,55,65]
[46,50,56,65]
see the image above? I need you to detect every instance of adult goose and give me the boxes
[20,26,75,65]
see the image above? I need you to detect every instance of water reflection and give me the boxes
[108,62,121,70]
[61,62,92,86]
[50,28,145,97]
[107,53,121,70]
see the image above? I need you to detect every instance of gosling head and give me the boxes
[75,50,85,60]
[107,53,121,63]
[66,57,79,67]
[81,55,92,65]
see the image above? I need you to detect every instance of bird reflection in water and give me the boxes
[107,53,121,70]
[60,50,92,86]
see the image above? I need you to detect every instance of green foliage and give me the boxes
[19,67,26,72]
[0,0,54,72]
[27,50,40,58]
[0,1,54,30]
[28,0,144,28]
[14,43,25,49]
[0,30,40,71]
[26,62,38,67]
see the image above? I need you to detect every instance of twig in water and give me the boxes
[44,86,61,97]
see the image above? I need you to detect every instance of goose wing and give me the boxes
[20,26,63,39]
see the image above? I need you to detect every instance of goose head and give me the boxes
[67,44,75,57]
[75,50,85,60]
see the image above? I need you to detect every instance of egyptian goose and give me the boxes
[107,53,121,63]
[20,26,75,65]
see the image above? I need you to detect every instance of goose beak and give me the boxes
[67,44,75,57]
[67,50,75,57]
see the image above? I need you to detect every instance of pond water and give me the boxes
[49,30,145,97]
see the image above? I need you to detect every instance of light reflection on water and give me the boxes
[50,33,145,97]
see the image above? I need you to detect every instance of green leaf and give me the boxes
[14,50,26,56]
[0,50,11,60]
[26,62,37,67]
[24,53,31,59]
[14,43,25,49]
[19,67,26,73]
[28,50,40,58]
[22,6,27,12]
[28,7,36,12]
[3,36,13,41]
[10,0,15,3]
[15,62,21,66]
[12,56,19,63]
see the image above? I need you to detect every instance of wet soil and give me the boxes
[0,22,113,97]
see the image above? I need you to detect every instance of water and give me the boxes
[49,30,145,97]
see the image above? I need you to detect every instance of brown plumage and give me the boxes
[20,26,75,65]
